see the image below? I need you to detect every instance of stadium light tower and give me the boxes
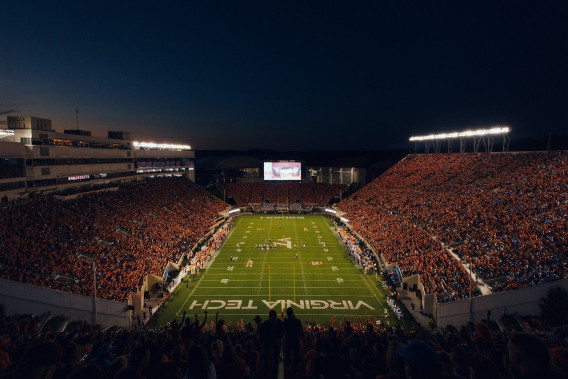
[409,126,510,154]
[77,253,97,326]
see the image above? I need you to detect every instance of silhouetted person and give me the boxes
[397,339,442,379]
[507,332,558,378]
[258,310,283,379]
[283,307,303,374]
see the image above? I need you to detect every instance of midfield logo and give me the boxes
[187,299,375,310]
[274,237,292,249]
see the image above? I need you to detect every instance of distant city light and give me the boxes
[133,141,191,150]
[409,126,510,142]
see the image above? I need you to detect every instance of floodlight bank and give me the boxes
[133,141,191,150]
[409,127,510,142]
[0,129,15,138]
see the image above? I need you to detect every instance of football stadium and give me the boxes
[1,119,567,377]
[1,2,568,376]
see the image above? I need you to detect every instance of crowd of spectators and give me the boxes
[313,183,345,206]
[335,226,378,274]
[185,219,233,277]
[1,309,568,378]
[289,182,301,205]
[337,152,568,302]
[222,183,252,205]
[221,182,346,208]
[0,177,227,302]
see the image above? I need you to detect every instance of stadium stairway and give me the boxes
[398,290,431,327]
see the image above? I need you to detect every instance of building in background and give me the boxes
[0,116,194,202]
[307,167,365,185]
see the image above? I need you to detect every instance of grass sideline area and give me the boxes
[148,214,416,329]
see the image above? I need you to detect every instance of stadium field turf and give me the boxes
[148,214,415,328]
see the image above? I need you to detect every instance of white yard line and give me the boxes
[256,218,273,294]
[360,274,385,309]
[292,218,309,295]
[177,269,209,315]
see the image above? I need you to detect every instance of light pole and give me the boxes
[77,253,97,326]
[469,259,473,324]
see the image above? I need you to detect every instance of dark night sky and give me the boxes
[1,1,566,150]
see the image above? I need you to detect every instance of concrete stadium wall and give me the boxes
[437,279,568,328]
[400,274,437,315]
[0,279,130,328]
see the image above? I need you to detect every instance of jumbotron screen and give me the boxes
[263,161,302,181]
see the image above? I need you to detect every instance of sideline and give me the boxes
[173,217,238,316]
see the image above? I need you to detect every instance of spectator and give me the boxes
[258,310,283,379]
[186,344,215,379]
[0,312,567,379]
[507,332,557,378]
[215,344,248,379]
[241,338,260,379]
[0,177,227,303]
[283,307,304,374]
[396,339,442,379]
[337,152,568,302]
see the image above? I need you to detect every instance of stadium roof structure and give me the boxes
[410,126,510,154]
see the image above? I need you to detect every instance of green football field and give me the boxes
[148,214,413,328]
